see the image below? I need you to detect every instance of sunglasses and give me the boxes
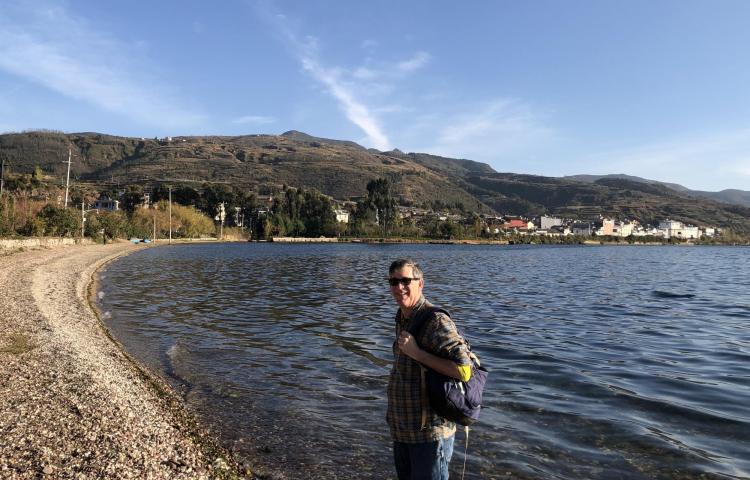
[388,277,419,287]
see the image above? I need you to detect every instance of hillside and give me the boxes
[0,131,490,212]
[565,174,750,207]
[1,131,749,233]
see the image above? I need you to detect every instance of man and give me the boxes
[386,258,472,480]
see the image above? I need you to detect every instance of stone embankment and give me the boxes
[0,243,249,479]
[0,238,93,251]
[270,236,339,243]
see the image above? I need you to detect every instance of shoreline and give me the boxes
[0,242,253,479]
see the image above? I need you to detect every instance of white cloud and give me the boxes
[253,3,444,151]
[299,55,390,149]
[260,10,391,150]
[351,52,430,81]
[231,115,276,125]
[397,51,431,73]
[582,128,750,191]
[0,1,204,130]
[290,49,437,149]
[352,67,377,80]
[417,99,555,160]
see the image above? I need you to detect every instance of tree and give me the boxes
[121,185,145,213]
[97,211,127,242]
[351,199,378,237]
[36,204,79,237]
[200,183,237,222]
[366,178,397,236]
[32,166,44,186]
[172,185,201,206]
[300,190,337,236]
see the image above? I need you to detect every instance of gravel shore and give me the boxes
[0,243,250,479]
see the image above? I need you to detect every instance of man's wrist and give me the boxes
[411,346,426,363]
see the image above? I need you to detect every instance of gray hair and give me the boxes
[389,258,424,279]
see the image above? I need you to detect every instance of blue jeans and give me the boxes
[393,434,455,480]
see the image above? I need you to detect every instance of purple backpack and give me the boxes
[408,306,489,426]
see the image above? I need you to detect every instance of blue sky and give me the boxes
[1,0,749,191]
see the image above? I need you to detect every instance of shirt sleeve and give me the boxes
[423,312,471,368]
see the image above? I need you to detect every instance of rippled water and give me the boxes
[96,243,750,479]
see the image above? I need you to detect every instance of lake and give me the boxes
[96,243,750,479]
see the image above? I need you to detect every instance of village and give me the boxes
[393,207,720,240]
[88,189,721,241]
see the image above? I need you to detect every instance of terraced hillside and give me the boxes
[1,130,749,233]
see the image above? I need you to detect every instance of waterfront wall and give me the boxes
[0,237,93,251]
[272,236,339,243]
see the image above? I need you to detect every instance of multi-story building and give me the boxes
[571,222,592,236]
[613,221,634,237]
[595,218,615,236]
[658,220,701,239]
[540,215,563,230]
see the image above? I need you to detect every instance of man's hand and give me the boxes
[397,331,422,360]
[398,330,468,381]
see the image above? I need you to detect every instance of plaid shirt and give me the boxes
[386,296,471,443]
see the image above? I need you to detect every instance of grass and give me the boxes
[0,333,36,355]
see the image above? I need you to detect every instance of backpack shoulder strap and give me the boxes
[409,305,475,357]
[404,303,450,430]
[406,304,451,341]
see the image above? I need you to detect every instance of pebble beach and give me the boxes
[0,242,250,479]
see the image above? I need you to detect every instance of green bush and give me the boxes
[37,205,80,237]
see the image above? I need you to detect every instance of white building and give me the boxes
[631,226,661,237]
[94,195,120,211]
[334,209,349,224]
[540,215,563,230]
[613,222,634,237]
[677,225,700,239]
[659,220,701,239]
[658,219,681,238]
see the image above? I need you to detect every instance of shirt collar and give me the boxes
[396,295,427,324]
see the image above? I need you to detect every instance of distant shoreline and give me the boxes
[263,236,746,246]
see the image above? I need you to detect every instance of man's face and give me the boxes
[389,266,424,311]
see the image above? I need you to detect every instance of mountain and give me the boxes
[0,130,490,212]
[280,130,367,151]
[687,189,750,208]
[564,174,690,192]
[1,130,749,233]
[565,174,750,207]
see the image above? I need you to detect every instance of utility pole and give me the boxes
[168,186,172,244]
[215,202,225,240]
[0,157,5,196]
[64,149,72,208]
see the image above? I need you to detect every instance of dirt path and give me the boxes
[0,243,246,479]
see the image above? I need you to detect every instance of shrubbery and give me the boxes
[0,194,217,241]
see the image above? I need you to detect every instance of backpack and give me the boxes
[407,305,489,426]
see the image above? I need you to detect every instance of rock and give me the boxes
[212,457,229,471]
[42,465,54,475]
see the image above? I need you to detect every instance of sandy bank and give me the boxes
[0,243,250,479]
